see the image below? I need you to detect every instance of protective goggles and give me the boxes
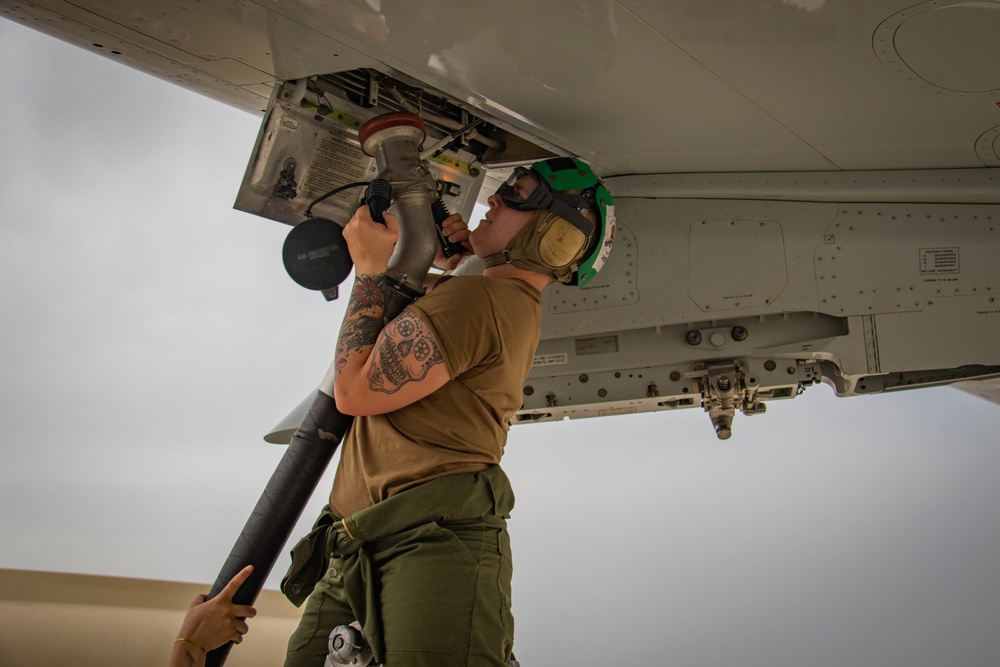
[496,167,597,237]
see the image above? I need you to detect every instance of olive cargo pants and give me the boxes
[282,466,515,667]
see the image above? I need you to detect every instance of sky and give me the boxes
[2,18,1000,667]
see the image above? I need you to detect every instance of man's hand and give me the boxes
[343,205,399,276]
[433,212,472,271]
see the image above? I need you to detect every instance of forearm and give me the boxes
[332,273,386,395]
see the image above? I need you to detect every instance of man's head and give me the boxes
[471,157,615,286]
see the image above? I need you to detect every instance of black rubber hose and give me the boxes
[204,390,353,667]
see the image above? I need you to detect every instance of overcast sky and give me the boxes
[3,18,1000,667]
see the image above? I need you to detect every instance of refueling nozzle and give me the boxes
[282,112,464,312]
[358,112,440,321]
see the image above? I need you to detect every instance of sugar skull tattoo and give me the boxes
[368,311,443,394]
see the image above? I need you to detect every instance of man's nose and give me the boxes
[487,193,502,209]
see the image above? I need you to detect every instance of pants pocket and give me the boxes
[285,558,355,660]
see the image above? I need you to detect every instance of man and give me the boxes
[282,157,615,667]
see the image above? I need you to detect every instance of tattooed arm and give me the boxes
[332,298,451,416]
[322,205,451,416]
[332,273,387,386]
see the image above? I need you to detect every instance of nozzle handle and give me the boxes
[431,199,466,258]
[364,179,392,224]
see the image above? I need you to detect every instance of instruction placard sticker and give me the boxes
[920,247,959,275]
[302,135,371,204]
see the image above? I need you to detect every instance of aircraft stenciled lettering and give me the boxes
[532,354,568,367]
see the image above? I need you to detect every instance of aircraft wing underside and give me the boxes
[4,0,1000,437]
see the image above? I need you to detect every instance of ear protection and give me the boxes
[537,212,590,268]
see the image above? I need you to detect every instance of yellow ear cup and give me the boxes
[538,216,587,268]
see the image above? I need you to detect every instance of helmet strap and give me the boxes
[482,249,517,268]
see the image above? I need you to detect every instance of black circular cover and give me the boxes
[282,217,353,290]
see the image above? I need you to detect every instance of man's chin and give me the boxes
[467,234,483,256]
[470,244,498,261]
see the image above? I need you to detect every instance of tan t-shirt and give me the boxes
[328,275,542,518]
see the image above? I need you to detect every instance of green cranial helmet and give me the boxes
[490,157,616,286]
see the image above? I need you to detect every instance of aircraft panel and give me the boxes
[814,203,999,317]
[256,0,841,174]
[873,295,1000,372]
[618,0,1000,170]
[541,198,837,338]
[7,1,1000,174]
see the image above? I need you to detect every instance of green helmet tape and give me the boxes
[574,185,615,286]
[530,157,599,192]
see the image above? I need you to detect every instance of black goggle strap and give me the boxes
[497,169,597,237]
[545,193,597,237]
[498,190,552,211]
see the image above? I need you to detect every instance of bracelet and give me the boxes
[175,637,207,654]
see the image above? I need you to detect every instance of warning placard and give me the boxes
[919,247,959,275]
[302,134,372,206]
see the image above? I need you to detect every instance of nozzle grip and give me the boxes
[431,199,466,258]
[364,179,392,224]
